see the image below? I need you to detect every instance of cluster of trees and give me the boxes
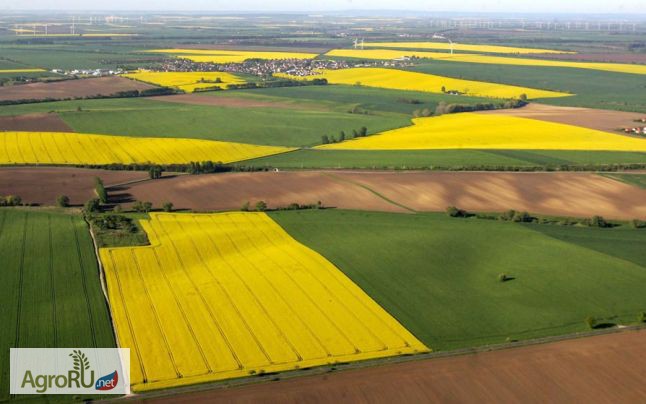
[0,195,22,206]
[148,165,163,179]
[445,206,469,218]
[498,209,534,223]
[92,214,138,233]
[222,78,327,92]
[321,127,368,144]
[73,161,271,174]
[446,207,643,230]
[241,200,323,212]
[433,99,527,116]
[95,177,108,203]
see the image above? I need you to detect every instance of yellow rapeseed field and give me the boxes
[100,212,428,391]
[276,68,570,99]
[325,49,646,75]
[317,113,646,151]
[122,70,246,92]
[363,42,571,54]
[0,69,46,73]
[146,48,319,63]
[0,131,292,165]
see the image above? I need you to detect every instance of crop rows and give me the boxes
[100,212,428,392]
[0,210,115,401]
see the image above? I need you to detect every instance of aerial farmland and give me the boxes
[0,5,645,404]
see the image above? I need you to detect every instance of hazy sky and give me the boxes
[1,0,644,13]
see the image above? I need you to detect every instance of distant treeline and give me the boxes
[414,99,527,117]
[74,161,270,174]
[0,87,176,106]
[194,78,328,92]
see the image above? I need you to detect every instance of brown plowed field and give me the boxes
[149,93,318,110]
[478,103,646,133]
[121,170,646,219]
[120,171,409,213]
[0,76,156,101]
[4,169,645,218]
[0,113,73,132]
[145,329,646,404]
[0,167,148,206]
[337,171,646,219]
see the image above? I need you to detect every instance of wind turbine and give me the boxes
[361,38,365,49]
[352,38,359,49]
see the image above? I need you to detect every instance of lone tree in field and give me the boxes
[94,177,108,204]
[498,273,510,282]
[446,206,467,218]
[162,202,174,212]
[149,165,163,180]
[639,312,646,323]
[84,198,100,213]
[255,200,267,212]
[56,195,70,208]
[241,201,250,212]
[585,316,597,329]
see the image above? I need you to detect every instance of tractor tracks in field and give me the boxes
[322,172,417,213]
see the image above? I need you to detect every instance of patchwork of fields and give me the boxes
[2,19,646,402]
[362,41,571,54]
[122,71,246,92]
[326,49,646,75]
[0,210,116,402]
[100,212,427,391]
[318,113,646,151]
[0,131,293,165]
[279,68,570,99]
[146,49,318,63]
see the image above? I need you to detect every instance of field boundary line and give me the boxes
[86,217,124,351]
[322,172,417,212]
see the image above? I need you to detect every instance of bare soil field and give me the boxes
[149,93,318,110]
[0,167,147,206]
[478,103,646,133]
[146,329,646,404]
[532,52,646,64]
[0,76,156,101]
[118,170,646,219]
[4,168,644,218]
[339,171,646,219]
[0,113,73,132]
[118,171,408,213]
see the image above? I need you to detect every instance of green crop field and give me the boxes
[0,209,116,402]
[245,149,646,169]
[203,84,499,114]
[599,173,646,189]
[270,210,646,351]
[407,61,646,112]
[0,96,413,147]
